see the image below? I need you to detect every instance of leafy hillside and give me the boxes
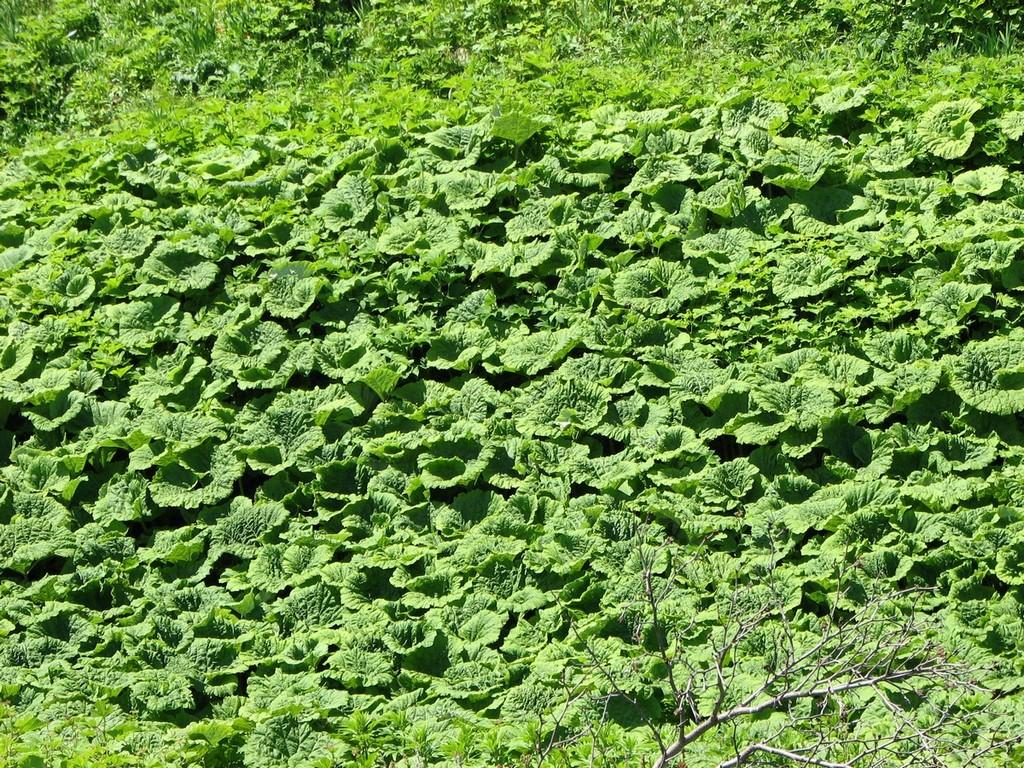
[3,2,1024,767]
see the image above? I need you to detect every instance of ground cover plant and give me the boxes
[4,1,1024,767]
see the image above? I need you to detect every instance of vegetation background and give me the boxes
[4,1,1024,767]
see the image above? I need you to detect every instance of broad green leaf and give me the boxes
[949,338,1024,414]
[501,328,578,375]
[315,174,374,230]
[52,267,95,307]
[917,99,983,159]
[813,84,869,114]
[997,110,1024,140]
[262,262,324,319]
[491,112,546,145]
[772,249,841,301]
[952,166,1007,197]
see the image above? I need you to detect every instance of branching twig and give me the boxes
[564,530,1003,768]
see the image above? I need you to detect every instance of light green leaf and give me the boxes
[997,110,1024,140]
[491,113,546,145]
[772,249,842,302]
[949,337,1024,414]
[813,84,869,114]
[952,166,1007,197]
[917,99,983,159]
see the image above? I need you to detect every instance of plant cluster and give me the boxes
[816,0,1023,60]
[0,0,358,144]
[3,49,1024,764]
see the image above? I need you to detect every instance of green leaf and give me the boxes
[242,401,326,474]
[0,245,33,273]
[212,497,288,558]
[952,166,1007,197]
[918,281,988,326]
[315,174,374,230]
[612,258,701,314]
[759,137,832,190]
[149,442,243,509]
[212,318,294,390]
[750,379,836,430]
[491,112,546,145]
[262,262,324,319]
[52,267,95,307]
[242,714,330,768]
[501,328,578,375]
[360,365,401,398]
[813,84,869,114]
[0,337,34,381]
[138,236,221,294]
[519,377,610,435]
[949,337,1024,414]
[997,110,1024,140]
[917,99,983,159]
[772,249,842,301]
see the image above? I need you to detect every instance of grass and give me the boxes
[2,0,1021,151]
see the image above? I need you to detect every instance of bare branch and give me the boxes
[566,538,997,768]
[717,742,852,768]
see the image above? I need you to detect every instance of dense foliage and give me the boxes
[3,1,1024,767]
[3,0,1023,146]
